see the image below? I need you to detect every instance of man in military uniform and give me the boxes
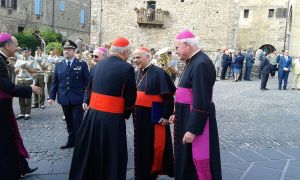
[49,40,89,149]
[46,48,59,100]
[32,47,47,109]
[15,47,38,120]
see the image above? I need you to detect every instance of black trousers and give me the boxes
[221,64,229,79]
[261,73,269,89]
[61,104,84,144]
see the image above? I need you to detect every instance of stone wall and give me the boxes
[91,0,299,56]
[90,0,237,51]
[288,0,300,57]
[237,0,288,52]
[0,0,90,42]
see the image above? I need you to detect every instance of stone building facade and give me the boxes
[90,0,299,56]
[0,0,91,42]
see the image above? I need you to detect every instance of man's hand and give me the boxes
[159,118,170,126]
[168,115,175,124]
[82,103,89,111]
[30,85,41,95]
[48,99,55,105]
[182,132,196,144]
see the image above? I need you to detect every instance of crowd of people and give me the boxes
[0,30,222,180]
[213,48,300,90]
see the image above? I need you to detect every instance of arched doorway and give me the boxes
[259,44,276,53]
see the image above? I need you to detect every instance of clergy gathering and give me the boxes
[1,0,300,180]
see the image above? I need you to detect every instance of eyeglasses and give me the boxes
[132,56,142,60]
[92,55,99,58]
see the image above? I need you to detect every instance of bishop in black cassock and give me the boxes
[0,33,39,179]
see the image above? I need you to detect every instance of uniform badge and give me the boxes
[74,66,82,71]
[65,41,70,46]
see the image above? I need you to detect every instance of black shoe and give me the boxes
[279,87,282,90]
[264,88,269,90]
[283,87,287,90]
[24,116,30,120]
[22,167,38,176]
[40,106,45,109]
[32,105,38,108]
[46,97,50,100]
[16,115,24,120]
[60,143,74,149]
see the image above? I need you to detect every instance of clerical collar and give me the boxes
[0,51,8,59]
[141,63,152,72]
[189,49,201,59]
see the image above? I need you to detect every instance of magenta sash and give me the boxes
[176,87,212,180]
[0,90,29,158]
[0,90,12,98]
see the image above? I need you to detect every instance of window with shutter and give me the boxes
[1,0,5,7]
[59,1,65,12]
[276,8,287,18]
[34,0,42,15]
[80,10,85,24]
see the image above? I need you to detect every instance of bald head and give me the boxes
[132,49,151,70]
[0,34,19,58]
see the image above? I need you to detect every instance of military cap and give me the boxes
[21,47,29,51]
[62,40,77,49]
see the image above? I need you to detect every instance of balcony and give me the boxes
[136,9,165,28]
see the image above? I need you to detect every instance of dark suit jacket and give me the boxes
[50,58,89,105]
[260,57,270,74]
[278,56,292,72]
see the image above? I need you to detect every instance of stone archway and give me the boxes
[259,44,276,53]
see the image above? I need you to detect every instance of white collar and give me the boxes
[141,63,152,71]
[189,49,201,59]
[0,51,8,58]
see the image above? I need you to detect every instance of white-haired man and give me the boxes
[69,37,137,180]
[169,30,222,180]
[132,47,175,179]
[0,32,40,179]
[82,47,109,111]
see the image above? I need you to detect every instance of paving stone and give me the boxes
[254,160,287,170]
[51,158,71,174]
[221,151,243,163]
[231,150,269,162]
[29,160,52,175]
[222,162,251,171]
[243,165,282,180]
[289,160,300,167]
[278,148,300,159]
[255,149,294,160]
[285,166,300,179]
[222,167,244,180]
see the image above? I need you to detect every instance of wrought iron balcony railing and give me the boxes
[136,10,165,27]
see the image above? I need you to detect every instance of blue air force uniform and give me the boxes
[49,40,89,149]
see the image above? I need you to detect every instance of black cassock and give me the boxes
[133,64,175,180]
[174,51,222,180]
[69,56,137,180]
[0,52,32,179]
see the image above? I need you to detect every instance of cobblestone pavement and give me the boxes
[16,75,300,180]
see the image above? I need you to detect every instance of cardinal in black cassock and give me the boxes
[132,47,175,180]
[69,37,137,180]
[171,31,222,180]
